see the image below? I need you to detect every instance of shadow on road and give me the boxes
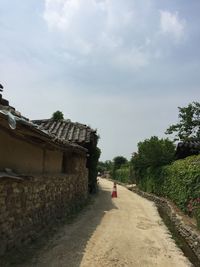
[2,180,117,267]
[48,184,118,267]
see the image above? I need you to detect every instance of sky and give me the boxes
[0,0,199,161]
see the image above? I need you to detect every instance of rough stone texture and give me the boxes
[130,187,200,261]
[0,168,88,256]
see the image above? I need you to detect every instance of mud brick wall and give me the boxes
[0,169,88,256]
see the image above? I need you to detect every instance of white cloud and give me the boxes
[0,0,198,162]
[43,0,81,30]
[43,0,152,69]
[114,48,149,70]
[42,1,187,72]
[160,10,185,42]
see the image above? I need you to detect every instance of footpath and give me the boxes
[20,178,191,267]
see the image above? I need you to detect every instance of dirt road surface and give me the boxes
[22,178,192,267]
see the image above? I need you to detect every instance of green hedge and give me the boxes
[138,155,200,228]
[162,155,200,211]
[138,167,164,195]
[114,167,130,183]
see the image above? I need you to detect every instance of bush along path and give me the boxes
[135,155,200,230]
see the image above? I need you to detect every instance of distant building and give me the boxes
[176,141,200,159]
[0,96,87,176]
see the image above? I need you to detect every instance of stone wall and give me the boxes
[130,187,200,261]
[0,167,88,256]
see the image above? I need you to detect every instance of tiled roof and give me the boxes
[176,140,200,159]
[177,141,200,149]
[0,90,95,151]
[32,119,97,146]
[0,98,86,153]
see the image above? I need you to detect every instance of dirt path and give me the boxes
[22,178,192,267]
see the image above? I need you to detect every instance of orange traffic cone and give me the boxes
[111,182,117,198]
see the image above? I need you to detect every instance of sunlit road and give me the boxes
[22,178,191,267]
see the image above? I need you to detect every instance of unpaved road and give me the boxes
[22,178,191,267]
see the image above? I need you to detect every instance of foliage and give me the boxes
[104,160,113,171]
[88,147,101,194]
[187,198,200,214]
[137,155,200,229]
[195,208,200,229]
[165,101,200,141]
[115,166,130,183]
[131,136,175,183]
[162,155,200,211]
[113,156,128,169]
[129,101,200,228]
[97,161,106,173]
[187,198,200,228]
[97,160,113,174]
[129,162,138,183]
[52,110,64,121]
[112,156,128,180]
[138,166,164,195]
[97,156,131,183]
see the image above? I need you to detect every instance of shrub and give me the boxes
[195,208,200,229]
[88,147,101,193]
[115,167,130,183]
[131,136,175,185]
[187,198,200,227]
[162,155,200,212]
[140,167,164,195]
[52,110,64,121]
[136,155,200,229]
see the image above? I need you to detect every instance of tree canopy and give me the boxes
[113,156,128,170]
[97,160,113,173]
[52,110,64,121]
[131,136,175,172]
[165,101,200,141]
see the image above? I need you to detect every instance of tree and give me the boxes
[112,156,128,180]
[88,147,101,194]
[131,136,175,175]
[97,161,107,173]
[52,110,64,121]
[104,160,113,171]
[165,102,200,141]
[97,160,113,174]
[113,156,128,170]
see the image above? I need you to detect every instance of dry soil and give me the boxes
[22,178,192,267]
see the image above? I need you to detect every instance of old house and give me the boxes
[32,118,99,193]
[0,91,93,256]
[0,96,88,177]
[176,141,200,159]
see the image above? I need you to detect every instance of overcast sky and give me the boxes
[0,0,199,161]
